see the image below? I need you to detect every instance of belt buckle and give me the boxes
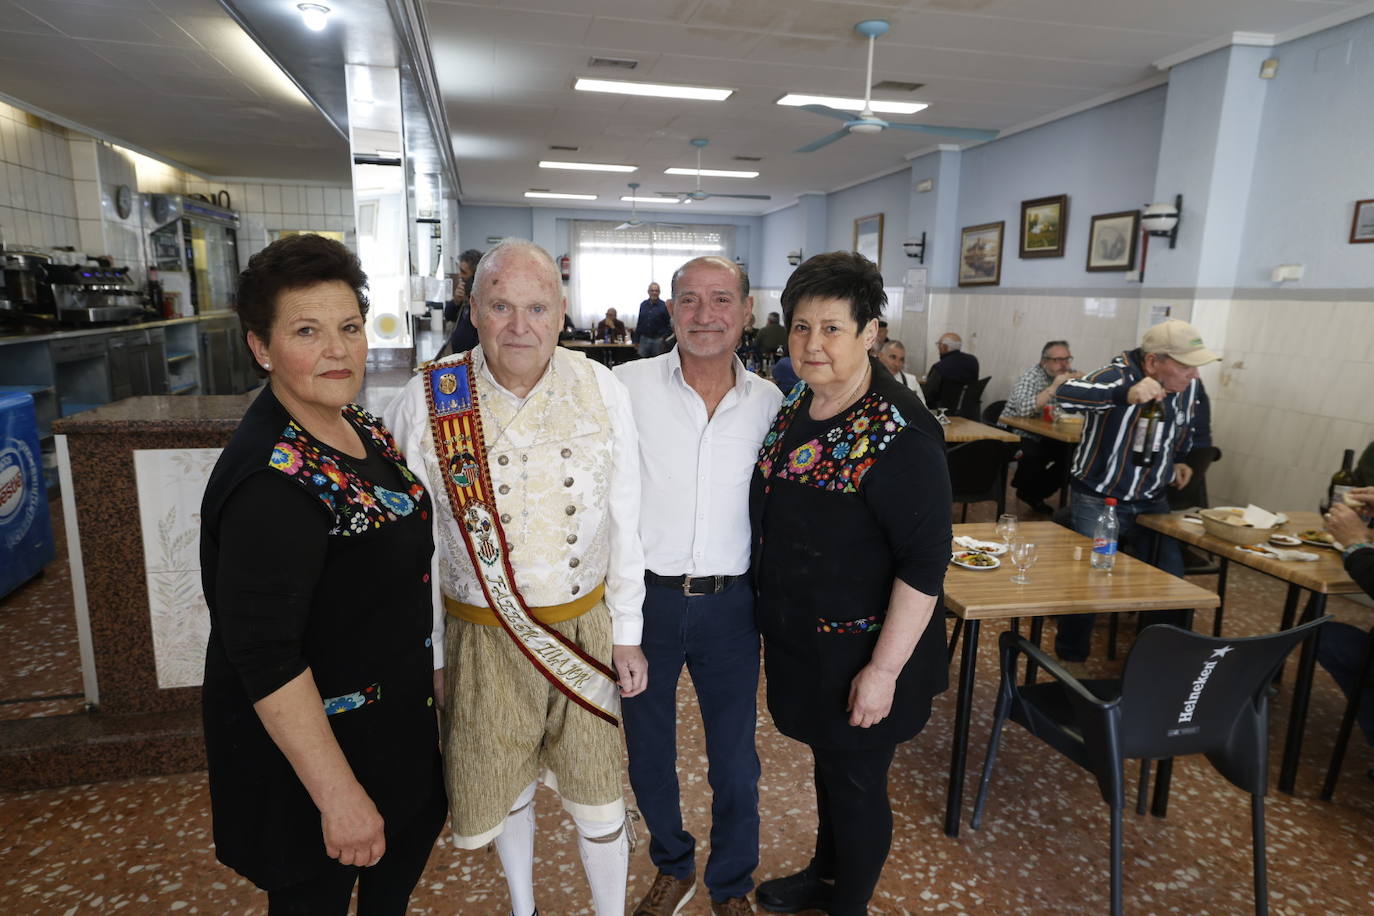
[682,576,704,597]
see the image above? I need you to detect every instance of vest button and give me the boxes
[563,477,574,487]
[571,584,580,595]
[565,505,576,516]
[500,513,511,523]
[566,534,578,545]
[569,557,580,568]
[561,448,572,458]
[497,455,509,466]
[498,484,510,495]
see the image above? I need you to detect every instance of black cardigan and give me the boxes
[199,385,443,890]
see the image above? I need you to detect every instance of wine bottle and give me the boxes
[1330,449,1357,508]
[1130,400,1163,467]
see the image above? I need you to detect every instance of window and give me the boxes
[568,220,735,328]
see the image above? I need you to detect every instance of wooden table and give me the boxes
[943,416,1019,444]
[1000,413,1084,443]
[560,339,637,366]
[1136,510,1360,794]
[942,521,1220,837]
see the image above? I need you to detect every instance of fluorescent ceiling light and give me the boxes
[574,77,733,101]
[582,242,724,252]
[525,191,598,200]
[621,196,681,204]
[297,3,330,32]
[539,160,637,173]
[777,93,927,115]
[664,167,759,179]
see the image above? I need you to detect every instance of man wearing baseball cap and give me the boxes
[1051,319,1222,666]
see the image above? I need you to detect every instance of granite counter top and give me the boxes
[53,392,257,434]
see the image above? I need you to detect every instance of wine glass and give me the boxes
[1010,539,1038,585]
[996,514,1018,551]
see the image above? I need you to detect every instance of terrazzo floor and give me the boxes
[3,495,1373,915]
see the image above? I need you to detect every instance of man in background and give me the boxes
[596,308,628,341]
[444,248,484,354]
[867,319,889,358]
[921,332,979,407]
[878,340,925,404]
[636,282,671,358]
[754,311,787,357]
[1000,340,1080,514]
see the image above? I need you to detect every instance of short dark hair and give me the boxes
[236,234,369,376]
[459,249,484,270]
[670,256,750,300]
[780,251,885,331]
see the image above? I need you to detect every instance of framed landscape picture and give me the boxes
[1019,194,1068,258]
[1350,199,1374,243]
[957,221,1004,287]
[1086,210,1141,271]
[853,213,884,268]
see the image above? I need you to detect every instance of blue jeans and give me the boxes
[1055,486,1188,661]
[622,578,761,901]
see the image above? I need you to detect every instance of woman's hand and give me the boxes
[613,645,649,697]
[1327,503,1370,546]
[847,664,898,728]
[321,782,386,867]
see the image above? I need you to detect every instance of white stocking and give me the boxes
[574,815,628,916]
[495,781,538,916]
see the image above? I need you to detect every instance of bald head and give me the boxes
[473,238,561,301]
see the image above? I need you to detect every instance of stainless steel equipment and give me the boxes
[47,263,145,325]
[1,252,57,317]
[145,195,239,315]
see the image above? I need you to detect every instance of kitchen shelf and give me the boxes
[0,384,55,396]
[166,351,195,363]
[170,382,200,395]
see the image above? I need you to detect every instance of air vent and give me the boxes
[549,144,579,151]
[732,155,763,162]
[588,56,638,70]
[872,79,924,92]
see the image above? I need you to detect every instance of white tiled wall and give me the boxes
[0,102,79,250]
[181,177,354,270]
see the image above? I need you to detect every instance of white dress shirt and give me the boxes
[385,345,646,666]
[615,349,783,577]
[892,369,926,404]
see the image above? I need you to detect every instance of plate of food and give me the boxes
[1268,533,1302,547]
[951,551,1000,571]
[952,536,1008,556]
[1237,543,1281,559]
[1296,530,1338,549]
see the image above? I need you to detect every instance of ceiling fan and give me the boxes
[794,19,999,153]
[615,182,686,231]
[656,138,771,203]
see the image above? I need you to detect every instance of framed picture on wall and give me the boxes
[1085,210,1141,271]
[1350,199,1374,243]
[853,213,884,268]
[957,221,1004,287]
[1019,194,1068,258]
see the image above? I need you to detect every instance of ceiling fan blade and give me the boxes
[701,192,772,200]
[885,123,999,142]
[796,128,852,153]
[799,104,858,123]
[614,221,636,230]
[653,190,686,198]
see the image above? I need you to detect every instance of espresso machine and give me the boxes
[0,251,58,319]
[46,261,146,325]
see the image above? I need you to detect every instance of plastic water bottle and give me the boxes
[1090,498,1119,571]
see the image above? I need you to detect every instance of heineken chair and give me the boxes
[969,617,1330,916]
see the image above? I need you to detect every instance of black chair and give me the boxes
[947,439,1013,522]
[971,617,1330,916]
[958,375,991,420]
[982,398,1008,428]
[933,377,969,414]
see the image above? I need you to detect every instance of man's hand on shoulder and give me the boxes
[612,644,648,697]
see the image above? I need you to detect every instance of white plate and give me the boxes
[1268,533,1301,547]
[951,551,1001,571]
[1295,531,1338,549]
[954,539,1008,556]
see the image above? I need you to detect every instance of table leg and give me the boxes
[1150,758,1173,818]
[1273,583,1301,686]
[1210,558,1229,637]
[945,618,981,838]
[1279,591,1325,794]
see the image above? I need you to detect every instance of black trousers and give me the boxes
[1011,436,1069,504]
[810,743,898,916]
[267,769,447,916]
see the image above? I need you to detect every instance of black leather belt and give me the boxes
[645,571,741,596]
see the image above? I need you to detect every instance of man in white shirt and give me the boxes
[386,240,647,916]
[877,339,926,404]
[614,256,783,916]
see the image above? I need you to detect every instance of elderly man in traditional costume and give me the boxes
[386,239,648,916]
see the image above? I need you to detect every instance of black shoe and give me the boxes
[756,866,834,914]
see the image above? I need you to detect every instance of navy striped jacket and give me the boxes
[1054,348,1200,503]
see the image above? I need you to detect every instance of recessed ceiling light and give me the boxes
[664,167,759,179]
[539,160,637,173]
[525,191,598,200]
[574,77,733,102]
[621,196,681,204]
[777,93,927,115]
[297,3,330,32]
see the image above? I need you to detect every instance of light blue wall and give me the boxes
[824,168,911,287]
[955,86,1166,289]
[1240,16,1374,288]
[758,204,800,289]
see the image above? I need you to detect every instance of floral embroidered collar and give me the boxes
[267,404,428,536]
[756,381,909,494]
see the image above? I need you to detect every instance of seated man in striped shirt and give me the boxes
[1052,319,1221,664]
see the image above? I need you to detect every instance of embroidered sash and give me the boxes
[424,357,621,726]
